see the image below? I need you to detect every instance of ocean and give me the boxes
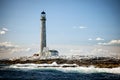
[0,64,120,80]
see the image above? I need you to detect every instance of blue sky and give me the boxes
[0,0,120,58]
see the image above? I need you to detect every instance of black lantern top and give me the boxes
[41,11,46,14]
[41,11,46,20]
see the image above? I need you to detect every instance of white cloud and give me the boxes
[2,28,8,31]
[109,40,120,44]
[70,49,83,53]
[96,37,104,41]
[98,40,120,46]
[0,30,6,35]
[90,48,117,57]
[98,42,107,45]
[88,37,104,41]
[91,48,109,56]
[49,44,120,58]
[73,26,87,29]
[0,27,8,35]
[88,38,92,40]
[79,26,87,29]
[0,42,34,59]
[69,46,120,58]
[0,42,31,55]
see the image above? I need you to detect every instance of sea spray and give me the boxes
[0,64,120,80]
[8,63,120,74]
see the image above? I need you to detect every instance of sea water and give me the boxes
[0,64,120,80]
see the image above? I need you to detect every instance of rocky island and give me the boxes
[0,56,120,68]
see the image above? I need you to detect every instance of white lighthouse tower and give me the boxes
[39,11,59,58]
[40,11,46,56]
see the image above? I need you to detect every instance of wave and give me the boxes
[8,62,120,74]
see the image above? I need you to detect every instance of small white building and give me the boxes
[49,50,59,56]
[40,47,59,57]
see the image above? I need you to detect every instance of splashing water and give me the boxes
[0,63,120,80]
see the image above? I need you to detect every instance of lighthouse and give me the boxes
[39,11,59,57]
[40,11,46,56]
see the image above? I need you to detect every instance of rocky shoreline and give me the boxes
[0,57,120,68]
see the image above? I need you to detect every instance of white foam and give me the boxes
[9,63,120,74]
[57,66,120,74]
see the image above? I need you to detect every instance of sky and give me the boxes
[0,0,120,59]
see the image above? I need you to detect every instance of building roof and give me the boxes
[49,50,58,53]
